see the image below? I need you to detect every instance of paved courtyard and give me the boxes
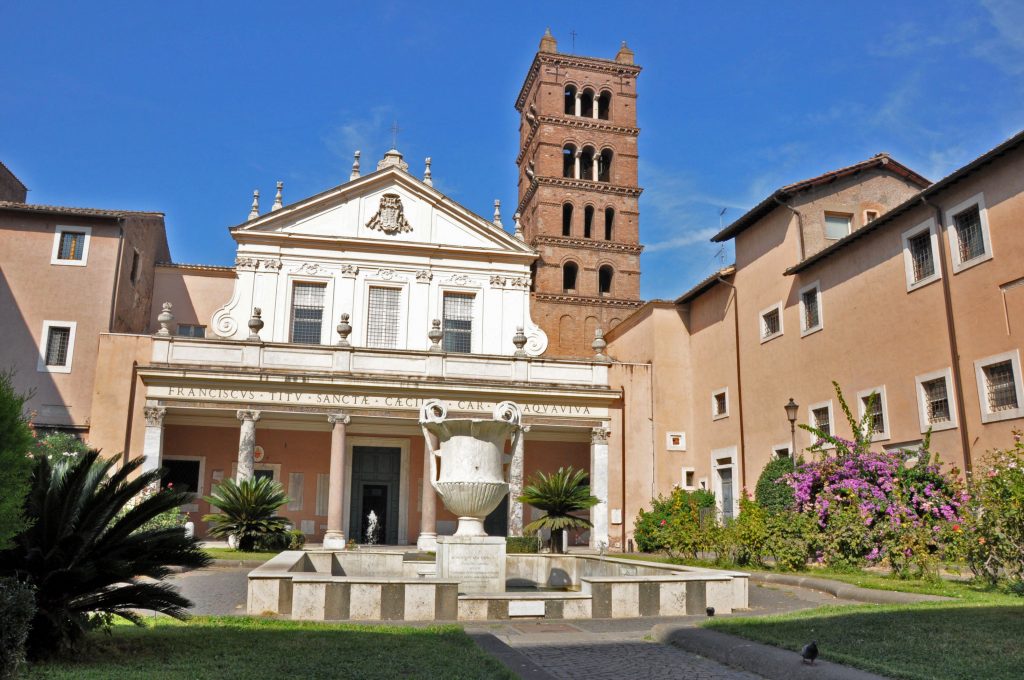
[165,564,847,679]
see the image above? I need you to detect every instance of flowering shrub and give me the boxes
[966,432,1024,587]
[791,382,968,576]
[633,487,715,556]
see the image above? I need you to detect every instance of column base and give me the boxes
[322,531,347,550]
[416,532,437,552]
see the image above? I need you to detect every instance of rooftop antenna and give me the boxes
[569,29,577,51]
[716,208,728,267]
[390,121,400,149]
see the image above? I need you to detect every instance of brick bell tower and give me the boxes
[515,29,643,358]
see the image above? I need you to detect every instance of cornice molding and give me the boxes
[532,235,644,254]
[517,177,642,214]
[517,116,640,165]
[516,53,642,110]
[534,293,644,309]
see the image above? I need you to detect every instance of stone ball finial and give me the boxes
[156,302,174,337]
[592,327,611,363]
[336,313,352,347]
[512,326,528,357]
[247,308,264,342]
[428,319,443,352]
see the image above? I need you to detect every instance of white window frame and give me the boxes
[974,350,1024,423]
[37,320,77,373]
[758,302,784,343]
[162,455,206,513]
[438,287,481,354]
[711,447,739,520]
[798,281,823,336]
[857,385,890,442]
[946,192,993,273]
[680,467,697,490]
[711,387,729,420]
[665,431,687,451]
[363,282,408,350]
[901,219,942,291]
[50,225,92,266]
[914,367,958,433]
[772,443,792,460]
[807,400,835,448]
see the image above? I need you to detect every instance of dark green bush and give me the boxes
[256,529,306,552]
[506,536,540,553]
[0,371,33,552]
[0,577,35,679]
[755,456,796,512]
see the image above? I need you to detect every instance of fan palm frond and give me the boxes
[519,466,598,552]
[203,477,290,551]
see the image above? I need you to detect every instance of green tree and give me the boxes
[0,450,210,658]
[519,466,599,553]
[0,371,34,551]
[203,477,290,551]
[755,456,796,512]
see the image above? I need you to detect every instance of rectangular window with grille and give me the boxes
[908,231,935,282]
[366,286,401,348]
[984,361,1018,412]
[954,204,985,262]
[713,390,728,418]
[290,282,326,344]
[761,308,781,339]
[922,378,951,423]
[812,407,831,437]
[442,292,474,353]
[802,288,820,331]
[58,231,86,260]
[862,394,885,434]
[45,326,71,366]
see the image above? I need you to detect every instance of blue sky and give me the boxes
[3,1,1022,300]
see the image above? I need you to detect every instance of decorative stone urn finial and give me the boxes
[156,302,174,337]
[428,319,443,352]
[350,150,361,180]
[492,199,502,228]
[592,327,611,363]
[423,157,433,186]
[247,308,264,342]
[272,181,283,211]
[513,212,524,240]
[512,326,528,357]
[248,189,260,220]
[336,313,352,347]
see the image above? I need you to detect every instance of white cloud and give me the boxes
[644,228,719,253]
[977,0,1024,74]
[323,105,396,163]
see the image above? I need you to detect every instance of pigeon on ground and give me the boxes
[801,640,819,665]
[706,607,715,617]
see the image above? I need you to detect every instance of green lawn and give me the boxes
[23,617,513,680]
[202,547,279,562]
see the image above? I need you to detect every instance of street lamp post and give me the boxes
[785,398,799,470]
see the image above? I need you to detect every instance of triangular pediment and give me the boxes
[232,166,531,255]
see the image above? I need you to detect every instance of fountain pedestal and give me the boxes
[435,536,506,594]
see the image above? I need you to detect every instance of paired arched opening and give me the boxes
[562,261,579,292]
[563,86,612,120]
[604,207,614,240]
[562,144,577,178]
[579,146,596,181]
[563,85,577,115]
[562,203,573,236]
[598,149,613,182]
[598,265,614,295]
[584,205,595,238]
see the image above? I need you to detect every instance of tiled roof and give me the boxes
[674,264,736,305]
[786,127,1024,275]
[0,201,163,218]
[712,154,930,242]
[156,261,234,273]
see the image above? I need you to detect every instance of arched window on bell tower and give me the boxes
[598,149,613,182]
[584,205,594,238]
[604,207,615,240]
[581,89,595,118]
[562,203,574,236]
[599,265,614,296]
[562,144,577,178]
[598,91,612,120]
[580,146,596,181]
[564,85,578,115]
[563,261,579,293]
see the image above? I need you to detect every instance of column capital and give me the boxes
[237,409,261,423]
[590,426,610,444]
[328,412,351,426]
[143,406,166,427]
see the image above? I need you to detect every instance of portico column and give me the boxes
[323,412,350,550]
[589,426,610,549]
[417,429,439,551]
[236,409,261,482]
[141,406,166,475]
[574,150,582,180]
[508,425,530,537]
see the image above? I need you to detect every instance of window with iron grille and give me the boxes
[984,361,1018,412]
[45,326,71,366]
[366,287,401,348]
[290,282,326,344]
[922,378,951,423]
[802,288,820,331]
[176,324,206,338]
[58,231,86,260]
[713,391,727,417]
[908,231,935,282]
[812,407,831,437]
[442,293,474,353]
[954,205,985,262]
[862,394,884,434]
[761,308,781,338]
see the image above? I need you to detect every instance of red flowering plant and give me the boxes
[633,486,717,557]
[788,382,968,577]
[965,431,1024,588]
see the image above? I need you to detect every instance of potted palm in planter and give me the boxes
[519,466,599,553]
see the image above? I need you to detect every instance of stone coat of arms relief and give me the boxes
[366,193,413,235]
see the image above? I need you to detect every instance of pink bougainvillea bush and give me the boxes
[789,382,968,576]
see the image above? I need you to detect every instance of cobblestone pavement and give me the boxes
[166,565,250,616]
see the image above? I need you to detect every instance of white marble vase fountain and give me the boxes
[419,399,522,593]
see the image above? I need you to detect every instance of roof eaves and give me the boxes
[674,265,736,305]
[0,201,164,218]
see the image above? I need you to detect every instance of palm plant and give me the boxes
[519,466,599,553]
[203,477,290,551]
[0,449,210,658]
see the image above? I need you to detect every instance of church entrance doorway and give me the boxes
[348,446,401,544]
